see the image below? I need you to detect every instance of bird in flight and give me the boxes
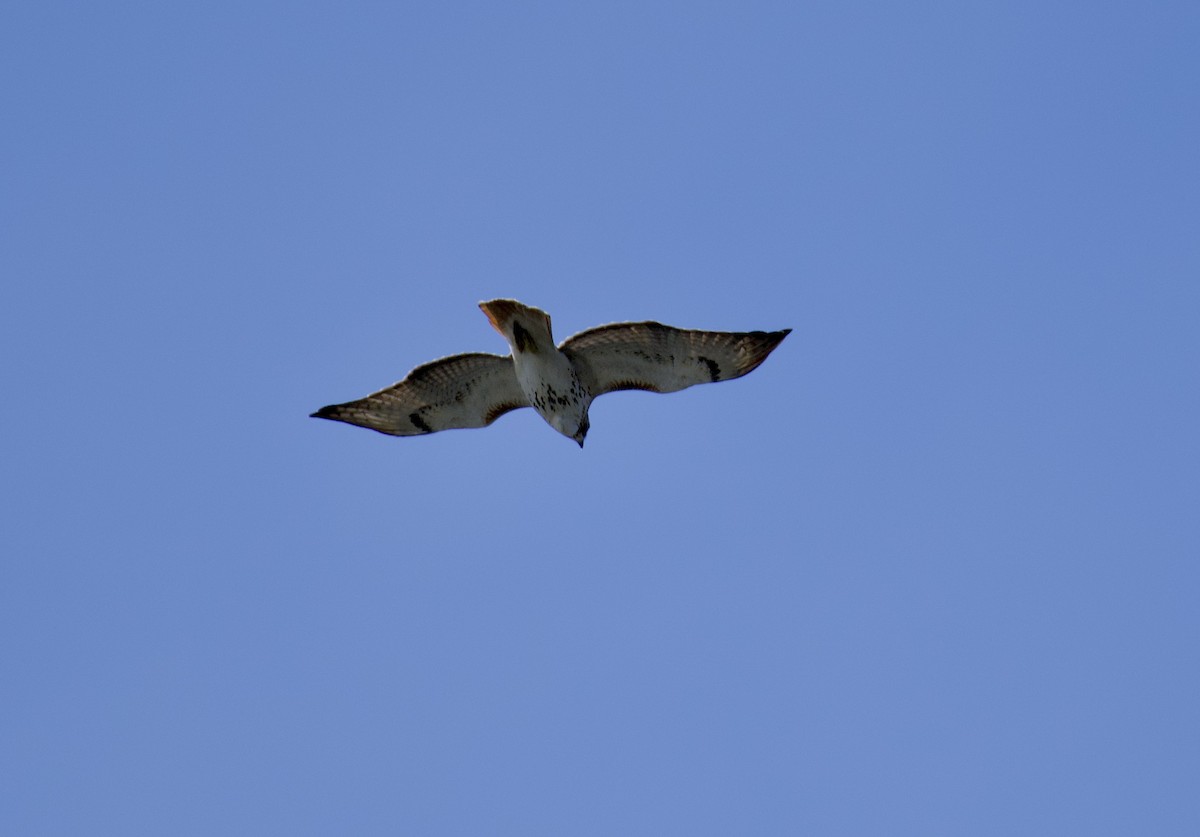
[311,299,790,447]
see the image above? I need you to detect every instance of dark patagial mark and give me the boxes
[409,411,433,433]
[512,321,535,353]
[698,356,721,382]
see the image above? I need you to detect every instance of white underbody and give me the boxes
[512,348,591,440]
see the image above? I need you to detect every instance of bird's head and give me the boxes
[550,411,589,448]
[572,413,590,448]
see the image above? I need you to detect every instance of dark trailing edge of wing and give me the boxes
[483,401,525,424]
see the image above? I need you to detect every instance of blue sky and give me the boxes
[2,2,1198,834]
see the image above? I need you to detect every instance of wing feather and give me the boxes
[311,352,528,436]
[561,321,790,396]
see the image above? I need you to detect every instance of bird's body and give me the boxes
[479,299,592,444]
[312,299,790,447]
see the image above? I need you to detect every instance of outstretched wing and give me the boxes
[561,321,791,396]
[311,352,528,436]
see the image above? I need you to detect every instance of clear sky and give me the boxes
[2,2,1198,834]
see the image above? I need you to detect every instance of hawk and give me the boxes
[311,299,791,447]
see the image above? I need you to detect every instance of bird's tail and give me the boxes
[479,299,555,353]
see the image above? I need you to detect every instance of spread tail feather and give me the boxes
[478,299,555,351]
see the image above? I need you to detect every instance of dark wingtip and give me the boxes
[766,328,792,349]
[735,327,793,378]
[310,405,337,419]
